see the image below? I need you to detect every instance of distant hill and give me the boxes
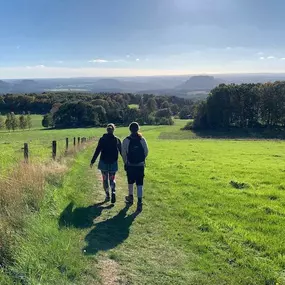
[175,75,222,91]
[2,73,285,97]
[92,79,126,90]
[0,80,11,93]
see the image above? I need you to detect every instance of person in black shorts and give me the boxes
[122,122,149,212]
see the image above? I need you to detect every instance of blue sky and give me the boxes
[1,0,285,78]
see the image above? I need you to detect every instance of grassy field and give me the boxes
[0,115,99,172]
[1,119,285,284]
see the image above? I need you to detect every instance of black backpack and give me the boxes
[127,136,145,164]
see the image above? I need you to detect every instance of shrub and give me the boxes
[156,117,174,125]
[42,113,54,128]
[182,121,194,130]
[155,108,172,118]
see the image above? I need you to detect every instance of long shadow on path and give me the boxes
[83,205,139,255]
[59,201,114,229]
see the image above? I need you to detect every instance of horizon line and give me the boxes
[3,71,285,81]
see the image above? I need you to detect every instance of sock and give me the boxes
[137,185,143,200]
[128,184,134,196]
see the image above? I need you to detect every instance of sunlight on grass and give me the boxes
[1,119,285,284]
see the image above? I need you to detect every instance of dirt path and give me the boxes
[93,169,127,285]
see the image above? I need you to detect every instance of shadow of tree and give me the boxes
[59,201,114,229]
[83,205,139,255]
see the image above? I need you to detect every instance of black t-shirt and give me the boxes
[91,134,122,164]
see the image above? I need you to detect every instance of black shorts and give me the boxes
[127,166,145,186]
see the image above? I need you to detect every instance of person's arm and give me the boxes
[121,138,129,165]
[90,138,102,166]
[141,137,149,158]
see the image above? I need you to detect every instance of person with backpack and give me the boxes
[90,123,122,204]
[122,122,149,212]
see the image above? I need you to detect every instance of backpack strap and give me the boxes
[128,135,141,141]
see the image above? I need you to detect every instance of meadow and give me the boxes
[0,118,285,284]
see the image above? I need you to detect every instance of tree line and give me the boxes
[0,92,195,128]
[42,95,194,128]
[0,113,32,131]
[191,82,285,130]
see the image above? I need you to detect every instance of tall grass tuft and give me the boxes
[0,161,67,267]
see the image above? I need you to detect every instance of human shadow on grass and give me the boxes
[59,201,114,229]
[83,205,138,255]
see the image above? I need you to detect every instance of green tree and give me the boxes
[19,114,28,130]
[27,113,32,130]
[179,106,192,119]
[94,105,107,125]
[161,101,170,109]
[42,113,54,128]
[5,113,12,131]
[146,98,157,112]
[123,108,141,124]
[0,116,5,129]
[155,108,172,118]
[139,96,144,109]
[53,102,99,128]
[170,104,179,115]
[10,112,19,131]
[91,99,109,110]
[193,101,208,129]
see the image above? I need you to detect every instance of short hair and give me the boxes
[129,122,140,133]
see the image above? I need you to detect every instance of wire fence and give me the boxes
[22,136,96,163]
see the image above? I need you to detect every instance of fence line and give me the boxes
[22,136,96,162]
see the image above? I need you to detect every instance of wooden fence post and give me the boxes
[24,143,29,163]
[65,138,69,151]
[73,137,76,147]
[78,137,80,145]
[52,140,57,160]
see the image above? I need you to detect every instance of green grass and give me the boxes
[1,119,285,284]
[128,104,139,109]
[0,115,100,172]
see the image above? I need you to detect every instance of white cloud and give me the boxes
[26,65,45,69]
[89,59,108,63]
[281,58,285,60]
[259,57,265,60]
[267,56,275,59]
[257,52,264,55]
[126,54,131,58]
[136,58,140,61]
[89,58,125,63]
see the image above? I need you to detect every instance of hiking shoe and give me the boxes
[125,195,134,205]
[136,202,143,212]
[111,193,116,204]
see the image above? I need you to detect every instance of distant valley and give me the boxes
[2,73,285,100]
